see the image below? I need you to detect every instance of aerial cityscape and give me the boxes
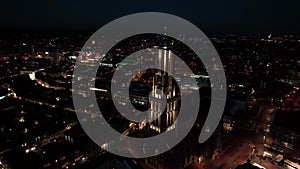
[1,1,300,169]
[0,30,299,169]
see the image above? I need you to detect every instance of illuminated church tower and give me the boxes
[148,46,179,133]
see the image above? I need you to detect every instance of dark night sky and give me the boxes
[1,0,300,34]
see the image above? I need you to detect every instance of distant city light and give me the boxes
[19,117,25,123]
[29,72,35,80]
[268,34,272,39]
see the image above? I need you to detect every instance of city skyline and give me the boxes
[0,5,300,168]
[0,30,299,168]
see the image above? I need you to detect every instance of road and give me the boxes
[209,141,252,169]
